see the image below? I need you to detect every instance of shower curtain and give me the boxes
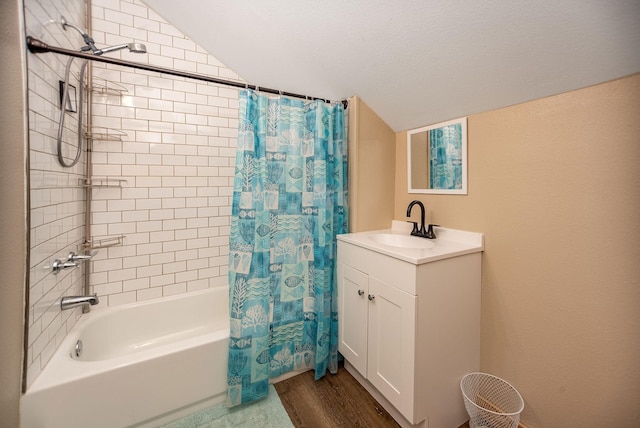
[226,90,348,406]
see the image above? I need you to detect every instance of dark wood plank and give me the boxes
[275,364,471,428]
[274,366,400,428]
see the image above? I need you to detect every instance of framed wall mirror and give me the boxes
[407,117,467,194]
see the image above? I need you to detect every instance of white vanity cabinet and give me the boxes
[337,228,482,428]
[338,262,417,418]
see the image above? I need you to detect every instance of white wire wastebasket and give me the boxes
[460,372,524,428]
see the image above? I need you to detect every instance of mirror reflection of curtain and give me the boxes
[429,124,463,189]
[227,90,348,406]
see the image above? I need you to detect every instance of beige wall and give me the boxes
[0,0,27,425]
[395,74,640,427]
[348,96,396,232]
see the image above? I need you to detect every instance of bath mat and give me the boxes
[161,385,294,428]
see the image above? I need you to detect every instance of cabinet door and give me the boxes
[337,263,369,377]
[367,277,417,422]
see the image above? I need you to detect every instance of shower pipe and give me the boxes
[83,8,95,314]
[57,14,150,308]
[26,36,349,109]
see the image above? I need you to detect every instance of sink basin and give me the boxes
[337,224,484,265]
[368,233,435,249]
[338,223,484,264]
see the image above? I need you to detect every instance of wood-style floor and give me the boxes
[274,365,399,427]
[274,365,470,428]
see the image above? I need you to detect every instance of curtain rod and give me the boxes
[26,36,348,109]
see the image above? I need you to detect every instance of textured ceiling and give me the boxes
[143,0,640,131]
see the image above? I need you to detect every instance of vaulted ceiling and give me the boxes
[143,0,640,131]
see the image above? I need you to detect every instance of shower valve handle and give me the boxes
[52,259,79,274]
[68,250,97,262]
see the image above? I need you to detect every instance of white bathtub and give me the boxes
[21,287,230,428]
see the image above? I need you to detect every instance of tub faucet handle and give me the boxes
[52,259,79,274]
[68,250,97,262]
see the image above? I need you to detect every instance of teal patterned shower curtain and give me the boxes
[226,90,348,406]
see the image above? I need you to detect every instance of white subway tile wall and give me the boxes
[89,0,240,308]
[25,0,241,387]
[25,0,88,388]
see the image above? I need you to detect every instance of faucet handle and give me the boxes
[425,224,440,239]
[407,221,419,235]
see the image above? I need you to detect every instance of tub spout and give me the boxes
[61,294,99,310]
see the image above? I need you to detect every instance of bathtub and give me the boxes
[21,287,230,428]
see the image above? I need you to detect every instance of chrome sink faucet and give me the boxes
[406,200,438,239]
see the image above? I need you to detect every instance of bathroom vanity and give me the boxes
[337,222,483,428]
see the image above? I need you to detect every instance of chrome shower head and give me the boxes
[127,43,147,54]
[94,42,147,55]
[60,16,147,56]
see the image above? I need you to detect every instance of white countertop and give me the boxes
[337,221,484,265]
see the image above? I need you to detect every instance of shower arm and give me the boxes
[61,17,98,53]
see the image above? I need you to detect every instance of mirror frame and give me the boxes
[407,117,467,195]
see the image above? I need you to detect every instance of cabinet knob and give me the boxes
[368,294,375,301]
[358,289,365,296]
